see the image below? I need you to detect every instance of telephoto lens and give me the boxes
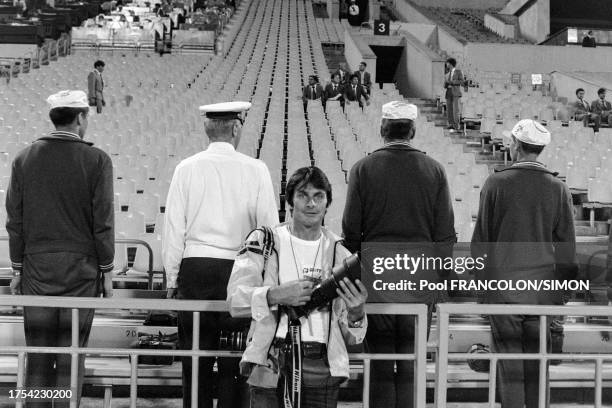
[293,254,361,318]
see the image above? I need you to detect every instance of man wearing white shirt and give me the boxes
[163,101,279,408]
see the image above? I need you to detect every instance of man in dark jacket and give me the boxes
[471,119,578,408]
[302,74,324,111]
[344,74,370,109]
[6,90,114,408]
[342,101,455,408]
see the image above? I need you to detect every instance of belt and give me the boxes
[273,338,327,360]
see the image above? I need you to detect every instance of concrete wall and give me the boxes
[550,71,611,102]
[391,0,466,55]
[464,43,612,73]
[484,13,515,39]
[343,29,445,98]
[395,32,446,99]
[392,0,432,25]
[518,0,550,43]
[343,30,378,81]
[502,0,530,15]
[403,0,508,9]
[0,44,38,59]
[390,22,436,45]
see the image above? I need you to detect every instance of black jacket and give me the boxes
[471,163,578,304]
[342,143,456,251]
[6,131,115,273]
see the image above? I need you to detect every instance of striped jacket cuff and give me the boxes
[11,261,23,272]
[99,262,114,273]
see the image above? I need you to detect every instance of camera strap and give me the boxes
[283,315,302,408]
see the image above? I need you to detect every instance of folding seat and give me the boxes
[115,211,146,238]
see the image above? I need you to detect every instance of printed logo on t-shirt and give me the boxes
[302,267,323,284]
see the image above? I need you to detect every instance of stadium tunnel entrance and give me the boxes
[370,45,404,87]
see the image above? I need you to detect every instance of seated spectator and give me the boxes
[325,73,344,109]
[573,88,601,132]
[302,75,324,111]
[333,62,349,86]
[344,74,370,109]
[582,31,596,48]
[354,61,371,96]
[592,88,612,128]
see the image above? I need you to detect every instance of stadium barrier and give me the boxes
[434,303,612,408]
[0,297,428,408]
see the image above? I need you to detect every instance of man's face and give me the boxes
[600,92,606,101]
[291,183,328,229]
[577,90,585,100]
[359,63,365,72]
[308,77,316,85]
[332,75,339,84]
[351,77,358,86]
[97,65,105,73]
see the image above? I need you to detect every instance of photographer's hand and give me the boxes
[267,280,314,307]
[337,278,367,322]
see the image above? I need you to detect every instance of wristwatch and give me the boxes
[348,316,364,328]
[12,270,21,277]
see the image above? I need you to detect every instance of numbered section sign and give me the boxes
[374,19,389,36]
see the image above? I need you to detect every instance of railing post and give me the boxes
[16,352,25,408]
[434,304,449,408]
[362,359,370,408]
[414,305,427,408]
[488,356,497,408]
[595,358,603,408]
[130,353,138,408]
[538,315,547,408]
[70,308,79,408]
[192,311,200,407]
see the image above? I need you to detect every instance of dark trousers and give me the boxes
[366,310,432,408]
[489,314,551,408]
[249,354,342,408]
[177,257,249,408]
[21,252,100,408]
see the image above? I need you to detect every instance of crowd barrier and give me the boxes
[435,303,612,408]
[0,297,428,408]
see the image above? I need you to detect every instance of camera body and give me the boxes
[292,254,361,318]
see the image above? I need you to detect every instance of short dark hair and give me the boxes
[381,118,416,141]
[49,107,88,127]
[360,61,367,67]
[576,88,585,95]
[331,73,340,81]
[598,87,606,95]
[517,139,544,155]
[285,166,332,209]
[350,74,359,81]
[94,60,105,69]
[446,57,457,67]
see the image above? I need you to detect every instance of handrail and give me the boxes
[0,296,428,408]
[0,237,157,289]
[434,303,612,408]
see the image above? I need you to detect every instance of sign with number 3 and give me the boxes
[374,19,389,35]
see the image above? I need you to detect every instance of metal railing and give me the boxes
[0,296,428,408]
[434,303,612,408]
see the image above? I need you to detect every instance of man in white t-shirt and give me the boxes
[227,166,368,408]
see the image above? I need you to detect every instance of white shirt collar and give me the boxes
[206,141,236,153]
